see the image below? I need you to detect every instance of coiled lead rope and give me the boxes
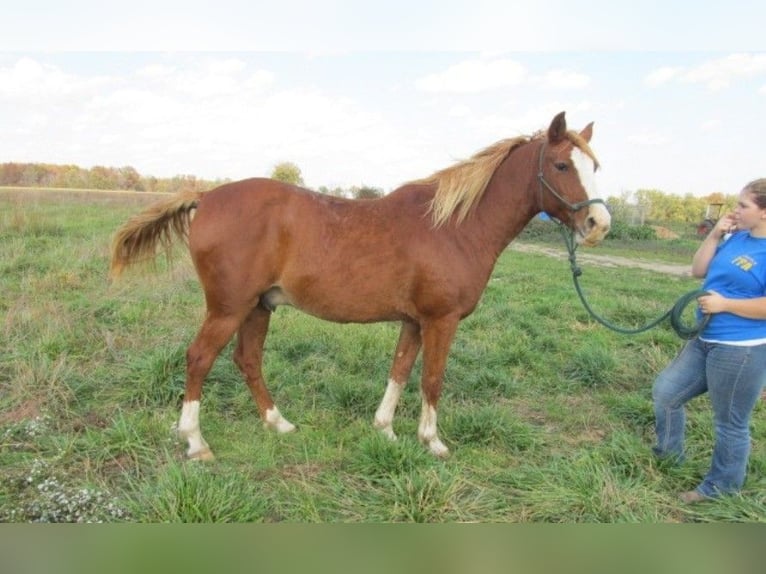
[558,226,710,339]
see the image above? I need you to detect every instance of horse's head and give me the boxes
[537,112,611,246]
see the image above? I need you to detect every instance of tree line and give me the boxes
[0,160,384,199]
[606,189,737,225]
[269,161,383,199]
[0,162,226,194]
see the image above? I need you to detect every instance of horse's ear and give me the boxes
[547,111,567,144]
[580,121,594,143]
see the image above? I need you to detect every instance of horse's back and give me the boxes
[190,178,329,251]
[190,178,430,253]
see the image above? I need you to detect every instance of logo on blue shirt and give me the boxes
[732,255,756,272]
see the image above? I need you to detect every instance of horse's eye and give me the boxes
[554,162,568,172]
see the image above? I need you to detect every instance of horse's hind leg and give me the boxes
[374,320,422,440]
[233,305,295,433]
[178,311,243,460]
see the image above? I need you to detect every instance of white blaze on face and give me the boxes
[570,147,599,199]
[570,147,611,234]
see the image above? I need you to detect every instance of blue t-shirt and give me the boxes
[699,231,766,342]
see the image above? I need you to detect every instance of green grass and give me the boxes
[1,193,765,522]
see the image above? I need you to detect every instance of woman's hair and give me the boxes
[744,178,766,209]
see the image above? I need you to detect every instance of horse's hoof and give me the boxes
[273,420,296,434]
[423,438,450,458]
[187,447,215,461]
[264,407,296,434]
[374,421,398,441]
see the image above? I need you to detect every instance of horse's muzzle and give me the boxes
[577,204,611,246]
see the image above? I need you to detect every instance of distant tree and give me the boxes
[117,166,143,190]
[0,162,23,185]
[88,166,116,189]
[165,175,203,194]
[270,162,304,186]
[21,164,46,186]
[318,185,348,198]
[606,192,630,221]
[142,175,159,193]
[351,185,383,199]
[0,161,227,193]
[59,165,88,188]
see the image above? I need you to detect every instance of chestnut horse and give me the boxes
[110,111,611,459]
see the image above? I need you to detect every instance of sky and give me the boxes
[2,1,765,199]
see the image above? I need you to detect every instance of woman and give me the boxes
[653,178,766,503]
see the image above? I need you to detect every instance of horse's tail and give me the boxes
[109,190,202,281]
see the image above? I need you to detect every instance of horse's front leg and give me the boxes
[374,320,422,440]
[418,315,460,458]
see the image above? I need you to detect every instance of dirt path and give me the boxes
[511,243,692,277]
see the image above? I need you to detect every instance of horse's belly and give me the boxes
[271,283,402,323]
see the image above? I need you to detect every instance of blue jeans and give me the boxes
[652,338,766,497]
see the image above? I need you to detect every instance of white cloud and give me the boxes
[644,66,682,87]
[415,59,527,94]
[700,119,722,132]
[680,53,766,90]
[448,104,472,118]
[141,58,274,99]
[684,53,766,90]
[627,131,669,146]
[535,68,590,90]
[136,64,176,79]
[647,54,766,91]
[0,56,110,100]
[0,56,384,185]
[416,59,589,95]
[2,51,763,198]
[206,58,247,75]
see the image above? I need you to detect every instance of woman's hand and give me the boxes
[692,214,737,278]
[697,290,727,314]
[711,213,737,238]
[698,291,766,320]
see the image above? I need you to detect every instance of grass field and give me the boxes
[1,189,764,522]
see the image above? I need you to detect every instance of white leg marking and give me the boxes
[178,400,214,460]
[418,400,449,458]
[264,406,296,434]
[374,378,403,440]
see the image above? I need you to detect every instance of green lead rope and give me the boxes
[558,226,710,339]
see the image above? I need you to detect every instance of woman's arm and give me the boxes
[698,292,766,320]
[691,213,736,278]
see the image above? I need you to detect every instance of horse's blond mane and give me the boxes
[417,131,599,227]
[413,137,528,227]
